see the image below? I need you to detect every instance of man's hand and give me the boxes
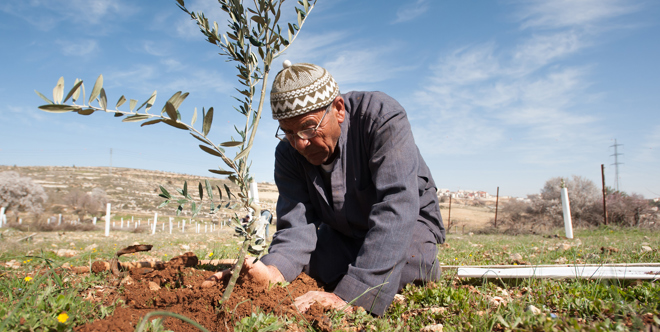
[201,258,284,288]
[294,291,352,313]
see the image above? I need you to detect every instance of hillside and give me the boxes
[0,165,278,221]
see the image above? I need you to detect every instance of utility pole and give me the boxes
[494,187,499,228]
[601,164,608,225]
[610,139,623,191]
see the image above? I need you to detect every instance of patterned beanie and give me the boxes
[270,61,339,120]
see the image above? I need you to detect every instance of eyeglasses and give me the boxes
[275,102,333,142]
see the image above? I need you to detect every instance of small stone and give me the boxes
[420,323,443,332]
[180,245,190,250]
[559,243,571,251]
[554,257,568,264]
[641,246,653,252]
[393,294,406,305]
[525,305,542,315]
[148,281,161,291]
[120,275,134,286]
[132,242,140,246]
[489,296,507,307]
[69,242,75,247]
[428,307,446,314]
[85,244,98,251]
[51,244,58,248]
[55,249,78,257]
[509,253,523,261]
[468,232,474,236]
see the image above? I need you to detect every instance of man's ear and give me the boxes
[334,96,345,124]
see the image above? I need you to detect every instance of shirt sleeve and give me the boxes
[333,94,420,315]
[259,143,318,282]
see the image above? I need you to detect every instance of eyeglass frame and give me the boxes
[275,102,333,142]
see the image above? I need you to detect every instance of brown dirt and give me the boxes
[75,253,330,332]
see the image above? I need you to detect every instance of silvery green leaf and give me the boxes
[99,88,107,111]
[208,169,234,176]
[123,114,150,122]
[141,119,162,126]
[38,104,80,113]
[216,185,223,200]
[220,141,243,147]
[77,108,95,116]
[202,107,213,136]
[173,92,189,110]
[35,90,54,104]
[200,145,222,158]
[303,0,309,12]
[161,91,182,115]
[198,182,203,201]
[136,90,157,112]
[191,107,197,127]
[129,99,137,111]
[72,79,82,102]
[224,184,232,199]
[89,74,103,103]
[191,201,198,217]
[255,238,264,245]
[158,200,169,209]
[63,79,83,104]
[159,185,172,199]
[165,101,178,121]
[183,181,188,197]
[205,179,213,200]
[53,77,64,104]
[116,95,127,108]
[233,145,251,161]
[177,199,187,205]
[163,119,188,130]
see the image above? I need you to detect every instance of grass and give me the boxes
[0,225,658,331]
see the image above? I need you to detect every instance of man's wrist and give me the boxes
[267,264,285,283]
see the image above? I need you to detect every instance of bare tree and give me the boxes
[0,171,48,222]
[64,188,108,221]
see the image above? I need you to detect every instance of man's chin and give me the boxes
[304,154,325,166]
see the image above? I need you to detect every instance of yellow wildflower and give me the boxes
[57,313,69,323]
[208,253,214,257]
[24,276,33,282]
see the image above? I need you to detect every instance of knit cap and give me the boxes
[270,61,339,120]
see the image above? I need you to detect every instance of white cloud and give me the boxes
[513,0,640,30]
[1,0,135,31]
[393,0,429,24]
[56,39,99,56]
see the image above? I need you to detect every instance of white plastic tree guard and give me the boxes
[458,265,660,280]
[561,187,574,239]
[249,179,260,203]
[0,207,5,227]
[152,213,158,235]
[104,203,111,237]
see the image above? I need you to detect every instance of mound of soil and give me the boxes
[75,253,331,332]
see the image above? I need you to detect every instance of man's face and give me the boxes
[278,97,345,166]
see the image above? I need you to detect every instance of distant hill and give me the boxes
[0,165,277,220]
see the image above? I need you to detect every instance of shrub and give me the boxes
[0,171,48,222]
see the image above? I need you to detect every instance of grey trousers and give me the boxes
[305,221,441,292]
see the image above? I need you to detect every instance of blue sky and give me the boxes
[1,0,658,198]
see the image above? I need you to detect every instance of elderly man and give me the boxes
[206,61,445,315]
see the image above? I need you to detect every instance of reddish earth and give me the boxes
[75,253,333,332]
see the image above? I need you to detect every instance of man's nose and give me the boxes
[290,135,310,150]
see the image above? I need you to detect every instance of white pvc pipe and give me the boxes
[561,187,573,239]
[93,217,97,225]
[249,179,260,203]
[458,266,660,280]
[169,218,172,234]
[104,203,111,237]
[152,213,158,235]
[0,207,5,227]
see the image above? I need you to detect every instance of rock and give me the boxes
[468,232,474,236]
[601,246,619,254]
[69,242,76,247]
[85,244,98,251]
[55,249,79,257]
[525,305,542,315]
[554,257,568,264]
[180,244,190,250]
[120,275,134,286]
[641,246,653,252]
[489,296,507,307]
[132,242,140,246]
[5,260,20,269]
[559,243,571,251]
[148,281,161,291]
[509,253,523,261]
[420,324,443,332]
[51,244,58,248]
[393,294,406,305]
